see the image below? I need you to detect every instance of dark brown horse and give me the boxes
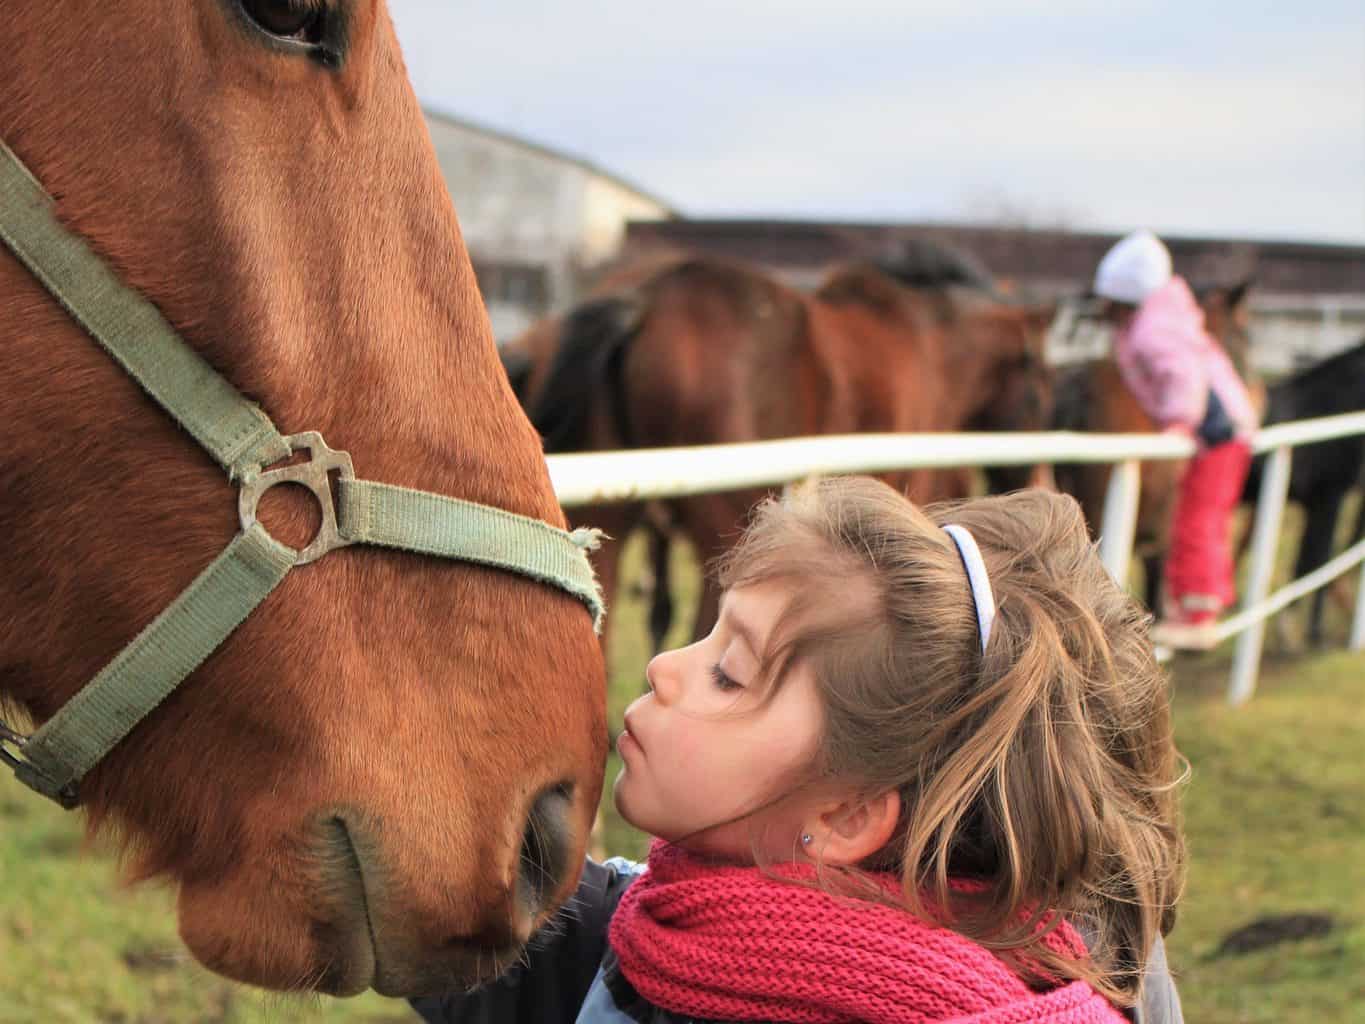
[511,246,1054,653]
[1240,339,1365,644]
[2,1,605,998]
[1052,281,1257,610]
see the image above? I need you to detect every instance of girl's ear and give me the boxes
[806,789,901,867]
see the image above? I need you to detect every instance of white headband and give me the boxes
[942,525,996,653]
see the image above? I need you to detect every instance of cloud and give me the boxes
[390,1,1365,242]
[630,60,1363,236]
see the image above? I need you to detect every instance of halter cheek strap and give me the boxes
[942,525,996,653]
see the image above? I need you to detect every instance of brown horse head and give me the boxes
[2,1,605,998]
[952,301,1057,493]
[1198,277,1256,380]
[962,302,1058,432]
[839,248,1057,492]
[870,241,1057,443]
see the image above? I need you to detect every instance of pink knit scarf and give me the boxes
[608,842,1127,1024]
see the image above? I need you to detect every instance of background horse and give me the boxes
[515,244,1054,654]
[2,0,605,997]
[869,242,1057,496]
[1240,339,1365,645]
[524,258,834,656]
[1052,281,1255,611]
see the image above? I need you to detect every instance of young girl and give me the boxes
[412,478,1186,1024]
[1092,229,1260,647]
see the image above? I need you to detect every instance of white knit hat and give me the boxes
[1093,229,1172,305]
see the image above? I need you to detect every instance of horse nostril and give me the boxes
[517,782,574,916]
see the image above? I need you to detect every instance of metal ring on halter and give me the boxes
[237,431,356,565]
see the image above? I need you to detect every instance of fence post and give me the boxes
[1098,459,1141,586]
[1228,445,1293,705]
[1323,300,1341,350]
[1351,554,1365,652]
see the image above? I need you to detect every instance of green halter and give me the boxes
[0,139,604,809]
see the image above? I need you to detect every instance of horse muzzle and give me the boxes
[318,784,577,996]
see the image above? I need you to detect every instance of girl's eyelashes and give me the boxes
[709,664,743,692]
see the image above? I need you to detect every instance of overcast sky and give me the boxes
[391,2,1365,245]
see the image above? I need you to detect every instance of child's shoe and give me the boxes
[1152,594,1222,651]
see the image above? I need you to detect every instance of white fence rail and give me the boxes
[547,411,1365,705]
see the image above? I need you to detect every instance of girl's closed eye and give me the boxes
[709,664,743,692]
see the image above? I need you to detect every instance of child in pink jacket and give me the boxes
[1094,230,1259,646]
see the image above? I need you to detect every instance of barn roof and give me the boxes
[423,107,678,216]
[623,219,1365,296]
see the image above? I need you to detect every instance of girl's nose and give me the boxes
[644,649,679,704]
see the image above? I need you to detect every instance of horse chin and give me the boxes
[176,872,375,997]
[168,812,387,994]
[368,939,526,999]
[173,823,519,997]
[169,785,580,995]
[310,920,379,998]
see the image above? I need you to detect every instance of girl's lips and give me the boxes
[620,704,645,756]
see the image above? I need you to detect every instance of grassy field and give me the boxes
[2,507,1362,1022]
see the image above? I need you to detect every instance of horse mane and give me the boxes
[874,238,997,294]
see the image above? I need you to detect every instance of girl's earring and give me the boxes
[801,833,813,847]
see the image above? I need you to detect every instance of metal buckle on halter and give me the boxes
[0,721,78,808]
[0,720,30,774]
[238,431,356,565]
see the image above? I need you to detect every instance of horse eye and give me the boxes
[239,0,325,42]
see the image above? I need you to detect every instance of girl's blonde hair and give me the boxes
[717,476,1185,1006]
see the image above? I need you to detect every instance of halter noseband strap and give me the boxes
[0,138,604,808]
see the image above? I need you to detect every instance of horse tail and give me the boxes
[529,295,644,453]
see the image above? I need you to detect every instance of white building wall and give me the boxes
[426,115,588,263]
[422,111,672,343]
[580,176,672,267]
